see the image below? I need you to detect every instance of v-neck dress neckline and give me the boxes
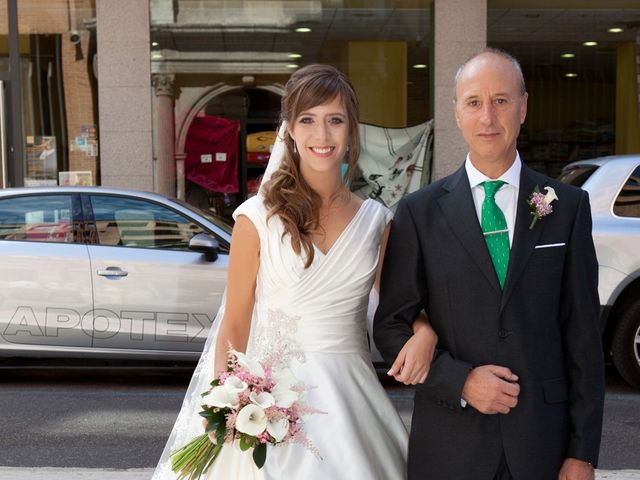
[312,199,371,258]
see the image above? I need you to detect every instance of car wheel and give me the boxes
[612,298,640,389]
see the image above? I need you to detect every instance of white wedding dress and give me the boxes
[152,126,407,480]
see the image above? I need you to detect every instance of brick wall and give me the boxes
[62,28,98,179]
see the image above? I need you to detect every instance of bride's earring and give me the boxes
[293,142,298,154]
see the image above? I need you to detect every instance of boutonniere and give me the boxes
[528,185,558,229]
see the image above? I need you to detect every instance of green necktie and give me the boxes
[481,180,510,289]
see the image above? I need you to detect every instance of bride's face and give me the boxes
[289,95,349,177]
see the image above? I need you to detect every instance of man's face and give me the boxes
[454,53,528,167]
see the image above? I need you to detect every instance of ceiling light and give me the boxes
[565,73,578,78]
[295,27,312,33]
[582,41,598,47]
[561,53,575,59]
[288,53,302,59]
[413,64,427,69]
[151,41,159,47]
[286,64,299,69]
[608,27,624,33]
[151,52,163,59]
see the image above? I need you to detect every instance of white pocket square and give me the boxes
[534,243,566,249]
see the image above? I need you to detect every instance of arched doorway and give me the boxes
[178,85,282,219]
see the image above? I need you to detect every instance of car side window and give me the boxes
[557,165,598,187]
[613,165,640,218]
[0,195,74,243]
[89,195,205,250]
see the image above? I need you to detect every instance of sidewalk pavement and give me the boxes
[1,468,639,479]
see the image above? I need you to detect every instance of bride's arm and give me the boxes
[374,222,437,385]
[390,311,437,385]
[214,215,260,377]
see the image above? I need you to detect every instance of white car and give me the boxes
[559,155,640,388]
[0,187,230,361]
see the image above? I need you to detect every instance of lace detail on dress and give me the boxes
[251,308,306,364]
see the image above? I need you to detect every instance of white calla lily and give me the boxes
[249,391,276,409]
[235,404,267,436]
[272,367,300,408]
[223,375,248,395]
[543,186,558,204]
[267,417,290,443]
[204,385,239,409]
[272,387,300,408]
[232,350,265,377]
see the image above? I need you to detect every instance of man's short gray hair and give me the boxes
[453,47,527,100]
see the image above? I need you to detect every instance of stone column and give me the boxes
[97,0,153,190]
[175,153,186,201]
[152,74,176,197]
[432,0,486,180]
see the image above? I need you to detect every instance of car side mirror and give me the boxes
[188,233,219,262]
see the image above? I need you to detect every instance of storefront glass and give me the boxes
[16,0,98,186]
[150,0,432,214]
[488,1,640,177]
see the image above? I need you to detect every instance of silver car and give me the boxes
[559,155,640,388]
[0,187,231,361]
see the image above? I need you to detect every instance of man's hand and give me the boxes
[461,365,520,414]
[558,458,594,480]
[388,326,437,385]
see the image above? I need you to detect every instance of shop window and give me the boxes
[488,3,640,177]
[150,0,432,211]
[16,1,99,187]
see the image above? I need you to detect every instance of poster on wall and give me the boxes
[24,136,58,186]
[59,171,93,186]
[69,125,99,157]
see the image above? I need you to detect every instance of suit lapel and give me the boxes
[437,166,502,294]
[500,165,547,310]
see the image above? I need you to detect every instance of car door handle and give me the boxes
[97,267,129,277]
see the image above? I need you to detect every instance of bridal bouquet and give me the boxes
[170,348,322,479]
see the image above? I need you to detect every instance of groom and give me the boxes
[374,48,605,480]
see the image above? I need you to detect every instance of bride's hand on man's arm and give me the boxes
[387,313,437,385]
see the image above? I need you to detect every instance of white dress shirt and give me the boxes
[464,153,522,247]
[460,153,521,407]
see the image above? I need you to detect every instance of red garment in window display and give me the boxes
[185,115,239,193]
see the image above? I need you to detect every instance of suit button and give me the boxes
[498,329,510,339]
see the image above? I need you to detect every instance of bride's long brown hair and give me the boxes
[262,64,360,268]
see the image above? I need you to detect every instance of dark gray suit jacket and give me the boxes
[374,163,605,480]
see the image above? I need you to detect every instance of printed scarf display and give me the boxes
[356,120,433,209]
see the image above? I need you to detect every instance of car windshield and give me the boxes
[557,164,599,188]
[173,198,233,235]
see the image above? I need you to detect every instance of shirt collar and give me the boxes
[465,152,522,189]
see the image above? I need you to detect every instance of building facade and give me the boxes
[1,0,639,215]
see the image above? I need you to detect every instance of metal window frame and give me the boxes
[1,0,25,187]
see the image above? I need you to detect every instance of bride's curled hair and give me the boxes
[262,64,360,268]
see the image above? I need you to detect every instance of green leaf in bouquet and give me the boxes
[253,442,267,469]
[239,434,252,451]
[208,410,227,432]
[215,423,227,445]
[199,409,213,420]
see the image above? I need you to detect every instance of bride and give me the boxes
[152,64,436,480]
